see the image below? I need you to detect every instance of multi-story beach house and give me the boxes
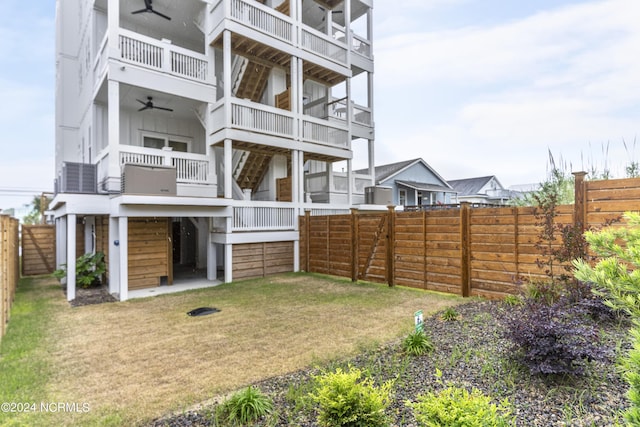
[52,0,375,301]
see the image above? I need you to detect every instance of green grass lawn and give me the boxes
[0,273,463,426]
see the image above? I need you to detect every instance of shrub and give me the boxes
[574,211,640,423]
[218,386,274,426]
[402,330,434,356]
[505,297,607,375]
[310,366,393,427]
[408,385,514,427]
[53,251,106,289]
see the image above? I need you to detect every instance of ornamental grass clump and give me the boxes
[402,330,434,357]
[310,366,393,427]
[218,386,274,426]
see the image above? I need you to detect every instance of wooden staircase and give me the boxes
[275,0,290,16]
[235,60,271,102]
[236,152,274,193]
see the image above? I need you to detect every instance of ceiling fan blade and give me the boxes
[136,99,148,105]
[155,106,174,112]
[152,9,172,20]
[131,8,148,14]
[138,106,150,112]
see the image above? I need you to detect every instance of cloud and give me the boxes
[372,0,640,185]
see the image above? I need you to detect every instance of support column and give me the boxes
[223,30,232,127]
[108,217,120,295]
[347,159,353,206]
[207,227,217,280]
[107,80,120,192]
[224,243,233,283]
[56,217,67,270]
[292,150,299,203]
[224,139,232,198]
[298,149,305,204]
[66,214,77,301]
[118,216,128,301]
[84,216,95,254]
[368,139,375,186]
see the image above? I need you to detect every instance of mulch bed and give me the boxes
[149,300,631,427]
[62,285,118,307]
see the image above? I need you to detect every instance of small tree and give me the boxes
[574,212,640,425]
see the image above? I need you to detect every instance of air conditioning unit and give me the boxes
[121,164,177,196]
[60,162,97,194]
[364,186,392,205]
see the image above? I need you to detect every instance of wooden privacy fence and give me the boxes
[0,215,19,340]
[300,175,640,299]
[22,224,57,276]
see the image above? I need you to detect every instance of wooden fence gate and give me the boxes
[22,224,56,276]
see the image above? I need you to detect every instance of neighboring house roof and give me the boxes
[448,176,501,197]
[395,180,454,192]
[356,158,454,190]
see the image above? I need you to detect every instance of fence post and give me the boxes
[386,206,395,287]
[460,203,471,297]
[350,208,359,282]
[573,171,587,233]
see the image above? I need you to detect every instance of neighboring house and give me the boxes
[52,0,375,301]
[448,176,515,205]
[357,158,456,207]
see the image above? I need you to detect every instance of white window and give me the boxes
[399,189,406,206]
[142,132,191,152]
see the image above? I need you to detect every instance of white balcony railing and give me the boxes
[306,172,371,195]
[352,33,372,59]
[214,0,293,43]
[118,29,211,83]
[210,0,350,69]
[301,27,348,65]
[232,205,295,231]
[231,99,294,137]
[211,98,350,149]
[304,97,373,127]
[119,146,211,184]
[302,116,349,148]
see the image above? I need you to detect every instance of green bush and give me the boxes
[53,251,106,289]
[310,366,393,427]
[408,385,514,427]
[574,211,640,425]
[218,386,274,426]
[402,330,434,356]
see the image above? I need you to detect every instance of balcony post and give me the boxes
[223,30,232,129]
[224,139,232,198]
[162,38,172,73]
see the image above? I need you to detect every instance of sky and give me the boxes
[0,0,638,211]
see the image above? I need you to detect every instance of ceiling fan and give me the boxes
[132,0,172,21]
[319,6,343,14]
[137,97,173,112]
